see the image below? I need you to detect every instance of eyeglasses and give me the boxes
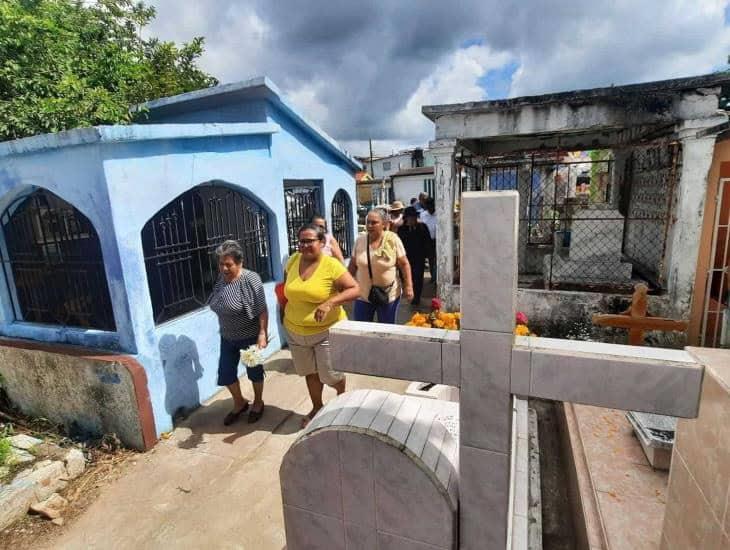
[298,238,319,247]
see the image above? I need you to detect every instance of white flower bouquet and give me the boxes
[240,345,263,367]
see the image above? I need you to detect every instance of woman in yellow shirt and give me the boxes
[284,223,360,428]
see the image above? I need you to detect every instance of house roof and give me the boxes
[136,76,361,171]
[422,72,730,120]
[0,123,279,159]
[391,166,434,178]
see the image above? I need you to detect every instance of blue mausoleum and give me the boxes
[0,77,359,443]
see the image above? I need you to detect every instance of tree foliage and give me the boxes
[0,0,218,141]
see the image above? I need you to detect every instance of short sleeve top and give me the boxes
[352,230,406,303]
[284,253,348,336]
[208,270,267,341]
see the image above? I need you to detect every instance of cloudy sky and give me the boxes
[147,0,730,157]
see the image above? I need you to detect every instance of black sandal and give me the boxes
[247,404,264,424]
[223,402,249,426]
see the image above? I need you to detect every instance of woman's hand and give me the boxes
[404,285,415,302]
[256,331,268,349]
[314,301,333,322]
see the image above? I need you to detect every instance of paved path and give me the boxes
[41,351,408,550]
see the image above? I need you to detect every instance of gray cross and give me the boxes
[328,191,703,548]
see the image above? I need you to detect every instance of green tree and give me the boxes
[0,0,218,141]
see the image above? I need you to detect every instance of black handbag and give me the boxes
[366,235,393,307]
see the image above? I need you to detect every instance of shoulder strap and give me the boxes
[366,234,374,281]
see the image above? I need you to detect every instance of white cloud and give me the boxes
[390,45,516,143]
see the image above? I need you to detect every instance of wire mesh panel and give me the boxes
[284,182,322,254]
[0,189,116,330]
[330,189,353,257]
[141,184,272,324]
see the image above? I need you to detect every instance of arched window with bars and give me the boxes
[330,189,353,258]
[0,188,116,330]
[141,183,273,325]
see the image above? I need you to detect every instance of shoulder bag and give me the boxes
[366,235,393,307]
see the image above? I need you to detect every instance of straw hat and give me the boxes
[389,200,405,212]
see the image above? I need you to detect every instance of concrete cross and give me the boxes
[328,191,704,549]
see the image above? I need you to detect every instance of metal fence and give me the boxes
[468,145,680,292]
[284,182,322,255]
[331,189,353,257]
[0,189,116,330]
[141,184,272,324]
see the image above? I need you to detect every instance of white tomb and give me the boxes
[279,192,704,549]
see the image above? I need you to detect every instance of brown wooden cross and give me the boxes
[592,283,688,345]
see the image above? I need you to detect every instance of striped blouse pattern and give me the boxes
[208,270,267,340]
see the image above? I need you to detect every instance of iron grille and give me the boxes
[141,184,272,324]
[0,189,116,330]
[330,189,353,257]
[284,182,322,254]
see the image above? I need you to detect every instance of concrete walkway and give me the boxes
[40,351,408,550]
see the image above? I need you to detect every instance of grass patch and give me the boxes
[0,436,11,466]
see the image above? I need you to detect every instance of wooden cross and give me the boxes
[592,283,688,345]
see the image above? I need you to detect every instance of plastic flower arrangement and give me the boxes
[405,297,460,330]
[240,345,263,367]
[514,311,532,336]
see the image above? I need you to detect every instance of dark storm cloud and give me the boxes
[146,0,730,151]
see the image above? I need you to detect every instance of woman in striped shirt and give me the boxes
[208,240,269,425]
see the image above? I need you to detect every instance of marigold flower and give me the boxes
[433,319,445,328]
[514,324,530,336]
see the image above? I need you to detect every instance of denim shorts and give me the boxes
[218,337,264,386]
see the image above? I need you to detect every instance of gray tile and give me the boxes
[283,505,345,550]
[280,430,342,518]
[377,531,450,549]
[511,347,531,397]
[329,330,442,383]
[339,432,375,528]
[459,445,510,550]
[460,191,519,333]
[460,330,513,453]
[345,522,376,550]
[374,443,457,548]
[530,347,703,418]
[441,341,461,387]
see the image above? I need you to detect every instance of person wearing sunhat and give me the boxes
[389,200,405,230]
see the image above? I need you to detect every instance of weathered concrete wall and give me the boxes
[0,339,155,450]
[440,285,685,347]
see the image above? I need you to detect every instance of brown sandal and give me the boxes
[223,402,249,426]
[248,404,264,424]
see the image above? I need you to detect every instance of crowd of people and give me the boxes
[206,194,437,428]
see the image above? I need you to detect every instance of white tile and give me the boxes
[460,192,519,333]
[388,397,422,446]
[511,514,528,550]
[420,419,448,470]
[370,393,405,434]
[329,330,443,383]
[349,390,390,429]
[373,443,457,548]
[511,348,531,397]
[460,445,510,550]
[513,468,528,517]
[283,505,345,550]
[441,341,461,387]
[460,330,513,453]
[530,348,703,418]
[339,432,375,528]
[529,336,696,363]
[405,406,439,458]
[280,430,342,518]
[333,389,370,426]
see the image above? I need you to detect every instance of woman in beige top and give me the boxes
[348,207,413,323]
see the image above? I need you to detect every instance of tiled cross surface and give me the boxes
[322,192,704,549]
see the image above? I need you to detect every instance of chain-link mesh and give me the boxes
[463,143,681,292]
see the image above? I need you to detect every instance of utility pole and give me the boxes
[369,138,375,178]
